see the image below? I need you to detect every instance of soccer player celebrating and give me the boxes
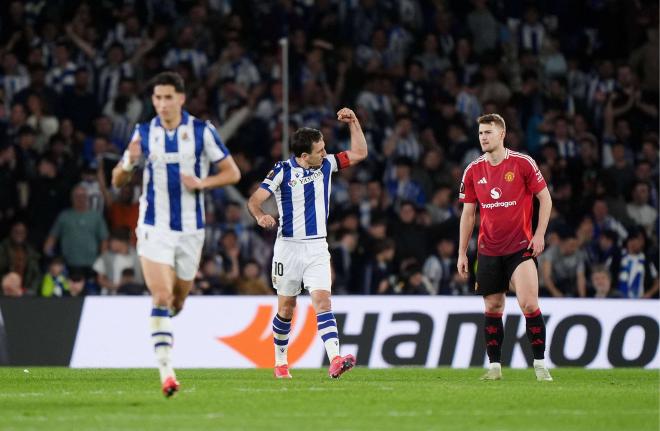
[112,72,241,396]
[457,113,553,381]
[247,107,367,379]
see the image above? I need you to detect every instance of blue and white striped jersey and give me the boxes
[260,155,346,240]
[126,110,230,233]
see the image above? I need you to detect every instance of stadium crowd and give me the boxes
[0,0,657,298]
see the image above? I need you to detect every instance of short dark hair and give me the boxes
[290,127,322,157]
[150,71,185,93]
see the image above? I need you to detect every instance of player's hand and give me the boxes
[528,233,545,257]
[457,254,469,280]
[337,107,357,124]
[256,214,277,229]
[181,174,204,191]
[127,139,142,164]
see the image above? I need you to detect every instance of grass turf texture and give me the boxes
[0,368,656,431]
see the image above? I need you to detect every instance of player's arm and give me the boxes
[457,202,476,279]
[112,139,142,188]
[247,187,277,229]
[182,156,241,191]
[181,122,241,191]
[336,107,368,166]
[529,186,552,257]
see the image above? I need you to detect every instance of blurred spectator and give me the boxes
[585,229,621,282]
[1,272,23,297]
[362,238,396,295]
[390,261,433,295]
[1,52,29,108]
[518,5,545,55]
[385,156,425,208]
[92,228,141,295]
[39,257,70,297]
[423,238,459,295]
[626,181,658,238]
[116,268,146,295]
[45,42,77,94]
[163,25,208,79]
[330,229,358,295]
[390,201,428,267]
[236,260,271,295]
[426,185,458,225]
[617,228,659,298]
[0,144,20,235]
[602,141,636,199]
[413,146,453,199]
[43,185,109,275]
[216,230,241,289]
[58,67,98,135]
[79,166,104,213]
[27,156,70,248]
[13,65,58,116]
[589,265,621,298]
[98,163,139,245]
[0,221,41,294]
[67,271,86,297]
[383,115,422,163]
[467,0,498,55]
[591,199,628,245]
[102,77,142,144]
[629,27,659,94]
[194,256,230,296]
[541,227,587,297]
[82,116,123,166]
[25,94,59,154]
[14,125,39,181]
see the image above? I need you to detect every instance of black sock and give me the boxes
[525,309,546,360]
[484,312,504,363]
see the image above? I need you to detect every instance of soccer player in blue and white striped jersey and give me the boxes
[248,107,368,379]
[112,72,240,396]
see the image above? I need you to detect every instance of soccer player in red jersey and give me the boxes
[457,113,553,381]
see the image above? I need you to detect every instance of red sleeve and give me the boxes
[459,165,477,203]
[521,156,546,194]
[335,151,351,170]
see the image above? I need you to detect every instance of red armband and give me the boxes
[336,151,351,169]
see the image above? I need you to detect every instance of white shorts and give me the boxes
[136,225,204,281]
[271,238,331,296]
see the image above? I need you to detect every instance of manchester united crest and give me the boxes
[504,171,515,182]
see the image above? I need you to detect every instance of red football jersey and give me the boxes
[459,149,547,256]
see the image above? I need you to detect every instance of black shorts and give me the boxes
[475,248,536,296]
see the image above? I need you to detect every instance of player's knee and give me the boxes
[152,289,173,307]
[484,299,504,313]
[312,298,332,313]
[520,302,539,315]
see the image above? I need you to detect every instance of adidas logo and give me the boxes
[477,177,487,184]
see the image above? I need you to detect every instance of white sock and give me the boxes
[151,306,175,383]
[490,362,502,369]
[533,359,546,368]
[316,311,340,361]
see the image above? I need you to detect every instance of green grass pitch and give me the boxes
[0,368,657,431]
